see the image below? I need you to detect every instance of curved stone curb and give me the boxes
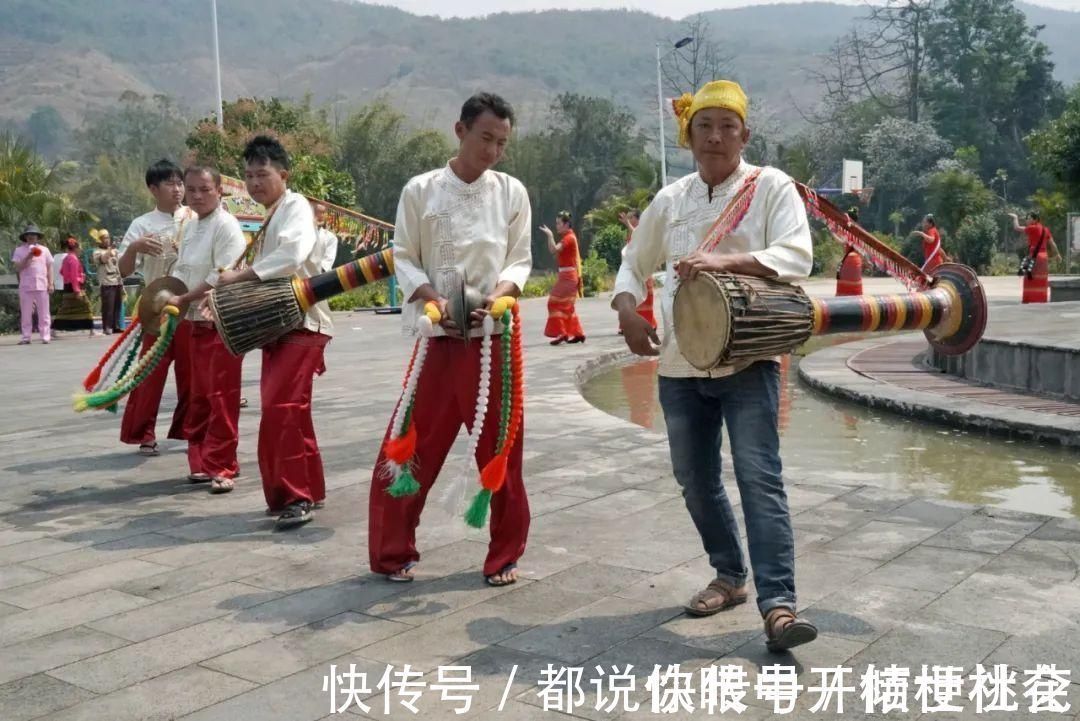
[799,334,1080,447]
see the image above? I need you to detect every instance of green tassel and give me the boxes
[387,468,421,497]
[464,488,493,529]
[105,403,119,414]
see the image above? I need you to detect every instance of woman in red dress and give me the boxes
[542,211,586,344]
[912,214,945,273]
[835,206,863,296]
[1011,210,1060,304]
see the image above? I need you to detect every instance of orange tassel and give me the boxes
[480,454,509,491]
[384,423,417,464]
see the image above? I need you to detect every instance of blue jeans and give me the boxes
[658,361,796,615]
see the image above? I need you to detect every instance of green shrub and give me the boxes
[581,251,612,297]
[325,280,393,310]
[522,273,556,298]
[589,224,627,273]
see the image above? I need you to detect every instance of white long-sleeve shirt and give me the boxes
[393,164,533,337]
[614,161,813,378]
[119,207,196,284]
[315,227,339,273]
[171,208,247,320]
[250,190,332,336]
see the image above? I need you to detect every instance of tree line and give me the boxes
[3,0,1079,281]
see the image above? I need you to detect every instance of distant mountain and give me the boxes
[0,0,1075,138]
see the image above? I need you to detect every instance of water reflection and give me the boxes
[582,345,1080,519]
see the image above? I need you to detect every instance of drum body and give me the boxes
[673,272,813,370]
[208,277,304,356]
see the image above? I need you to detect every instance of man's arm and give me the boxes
[497,181,533,297]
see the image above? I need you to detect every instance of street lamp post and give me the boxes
[211,0,224,129]
[656,36,693,187]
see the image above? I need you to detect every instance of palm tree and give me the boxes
[1,132,96,270]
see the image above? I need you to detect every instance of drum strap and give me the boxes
[697,169,763,253]
[239,195,284,270]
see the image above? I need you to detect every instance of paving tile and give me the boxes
[0,558,170,609]
[0,563,53,591]
[45,664,257,721]
[0,626,129,685]
[87,582,283,642]
[924,510,1045,554]
[47,616,276,693]
[203,612,409,684]
[821,521,941,562]
[860,545,993,594]
[0,673,97,721]
[498,597,680,665]
[0,588,152,645]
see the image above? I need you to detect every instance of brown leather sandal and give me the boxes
[764,607,818,652]
[684,579,748,617]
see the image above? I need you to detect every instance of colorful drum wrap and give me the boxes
[809,263,986,356]
[295,248,395,312]
[811,289,947,335]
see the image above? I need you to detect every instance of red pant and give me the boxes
[120,320,192,445]
[368,337,530,577]
[182,324,243,478]
[259,330,330,511]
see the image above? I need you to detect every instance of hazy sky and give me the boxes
[373,0,1079,18]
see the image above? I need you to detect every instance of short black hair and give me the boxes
[556,210,573,228]
[629,209,641,220]
[847,206,860,222]
[184,165,222,186]
[243,135,291,171]
[460,92,515,129]
[145,159,183,187]
[924,214,936,227]
[1029,210,1041,221]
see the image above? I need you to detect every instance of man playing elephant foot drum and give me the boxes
[612,80,818,652]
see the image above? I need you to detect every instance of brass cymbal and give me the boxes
[137,277,188,336]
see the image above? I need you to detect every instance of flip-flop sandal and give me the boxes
[187,473,211,483]
[764,608,818,652]
[139,443,160,457]
[387,561,417,583]
[275,501,313,529]
[485,563,518,587]
[209,477,235,494]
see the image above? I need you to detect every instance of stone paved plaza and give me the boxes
[1,281,1078,720]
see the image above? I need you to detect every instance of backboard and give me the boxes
[842,159,864,194]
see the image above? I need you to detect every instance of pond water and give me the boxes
[579,335,1080,519]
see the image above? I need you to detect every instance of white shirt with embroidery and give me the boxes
[315,227,339,273]
[614,160,813,378]
[250,190,333,336]
[171,208,247,321]
[392,164,533,337]
[119,207,196,284]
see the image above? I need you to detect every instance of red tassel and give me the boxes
[384,423,417,465]
[82,366,102,392]
[480,454,509,492]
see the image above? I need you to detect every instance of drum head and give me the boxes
[137,277,188,337]
[673,275,732,370]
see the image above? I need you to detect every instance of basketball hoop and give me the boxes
[853,187,875,206]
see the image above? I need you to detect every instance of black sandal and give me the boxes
[275,501,313,529]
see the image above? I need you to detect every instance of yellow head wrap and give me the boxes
[672,80,749,148]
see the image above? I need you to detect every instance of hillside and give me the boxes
[0,0,1076,137]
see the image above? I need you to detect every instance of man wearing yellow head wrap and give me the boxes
[612,79,817,652]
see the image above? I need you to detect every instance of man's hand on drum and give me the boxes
[676,250,729,280]
[620,309,660,357]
